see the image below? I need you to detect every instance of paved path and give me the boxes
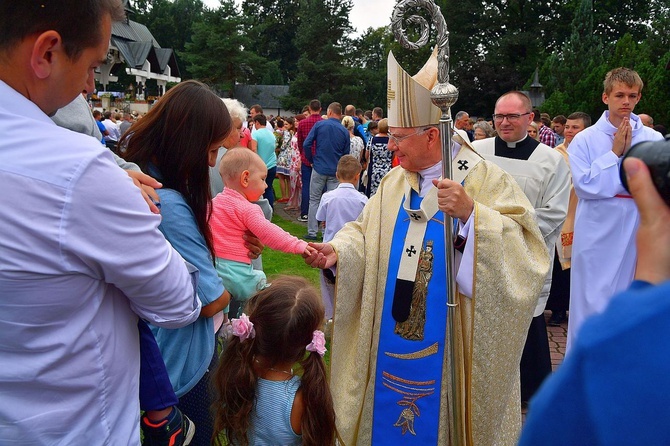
[546,311,568,371]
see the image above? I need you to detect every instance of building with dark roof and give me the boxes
[96,13,181,98]
[232,85,291,117]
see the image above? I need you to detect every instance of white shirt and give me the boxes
[316,183,368,242]
[102,118,120,141]
[0,81,201,445]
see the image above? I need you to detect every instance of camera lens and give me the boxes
[620,137,670,206]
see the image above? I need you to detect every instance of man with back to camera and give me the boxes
[0,2,203,443]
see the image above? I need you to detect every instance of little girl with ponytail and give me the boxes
[212,276,336,446]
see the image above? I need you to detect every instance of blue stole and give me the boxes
[371,190,448,444]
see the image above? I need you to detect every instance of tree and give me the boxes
[282,0,354,112]
[181,1,247,95]
[241,0,301,83]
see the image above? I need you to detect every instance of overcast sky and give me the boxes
[202,0,394,37]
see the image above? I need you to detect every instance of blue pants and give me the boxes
[263,166,276,207]
[138,319,178,411]
[300,164,312,216]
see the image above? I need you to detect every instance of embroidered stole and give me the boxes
[371,147,481,444]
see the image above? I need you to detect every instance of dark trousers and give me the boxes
[520,314,552,403]
[547,254,571,313]
[178,348,218,446]
[138,319,178,411]
[263,166,276,208]
[300,164,312,216]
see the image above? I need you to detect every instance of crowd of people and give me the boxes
[2,2,670,446]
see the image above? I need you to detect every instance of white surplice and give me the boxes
[473,136,570,316]
[567,111,664,350]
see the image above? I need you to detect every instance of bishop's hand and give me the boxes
[433,178,474,223]
[303,242,338,269]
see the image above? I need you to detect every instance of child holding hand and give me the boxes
[210,149,314,314]
[212,276,336,446]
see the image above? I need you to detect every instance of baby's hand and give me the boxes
[304,245,318,257]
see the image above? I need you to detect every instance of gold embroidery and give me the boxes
[382,371,435,386]
[395,240,434,340]
[387,80,396,111]
[382,371,436,436]
[384,342,439,360]
[561,231,574,247]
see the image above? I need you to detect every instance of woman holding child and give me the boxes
[122,80,260,445]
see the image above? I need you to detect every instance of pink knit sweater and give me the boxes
[210,188,307,264]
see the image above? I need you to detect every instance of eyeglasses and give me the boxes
[492,112,531,124]
[387,127,431,145]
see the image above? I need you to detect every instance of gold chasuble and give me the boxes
[329,161,549,445]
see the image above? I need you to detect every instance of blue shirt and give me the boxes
[246,376,302,446]
[0,80,200,445]
[304,117,350,176]
[520,280,670,445]
[149,188,225,397]
[253,128,277,169]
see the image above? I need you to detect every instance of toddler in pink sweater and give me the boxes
[210,148,312,314]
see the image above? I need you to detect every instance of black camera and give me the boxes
[620,136,670,206]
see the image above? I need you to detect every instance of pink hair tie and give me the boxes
[230,313,255,342]
[306,330,327,356]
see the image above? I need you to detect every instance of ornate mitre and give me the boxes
[387,47,442,128]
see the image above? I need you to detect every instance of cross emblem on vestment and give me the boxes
[387,80,396,111]
[410,212,422,221]
[406,245,417,257]
[458,160,469,170]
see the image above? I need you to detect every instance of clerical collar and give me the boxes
[494,135,539,160]
[418,161,442,197]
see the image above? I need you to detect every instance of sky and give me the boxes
[202,0,394,37]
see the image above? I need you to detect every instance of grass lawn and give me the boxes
[261,213,320,289]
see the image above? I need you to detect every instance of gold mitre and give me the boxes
[387,47,442,128]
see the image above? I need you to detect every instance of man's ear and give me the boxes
[31,31,63,80]
[602,91,609,105]
[426,126,440,144]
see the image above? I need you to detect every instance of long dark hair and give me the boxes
[212,276,336,446]
[121,80,231,259]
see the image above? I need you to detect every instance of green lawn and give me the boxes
[261,213,320,288]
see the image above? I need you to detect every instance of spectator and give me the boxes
[122,80,250,445]
[473,120,496,139]
[303,102,350,240]
[0,2,201,443]
[533,109,557,147]
[295,100,323,222]
[212,277,336,446]
[365,117,392,197]
[552,114,567,145]
[250,114,278,207]
[342,115,365,163]
[315,155,368,320]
